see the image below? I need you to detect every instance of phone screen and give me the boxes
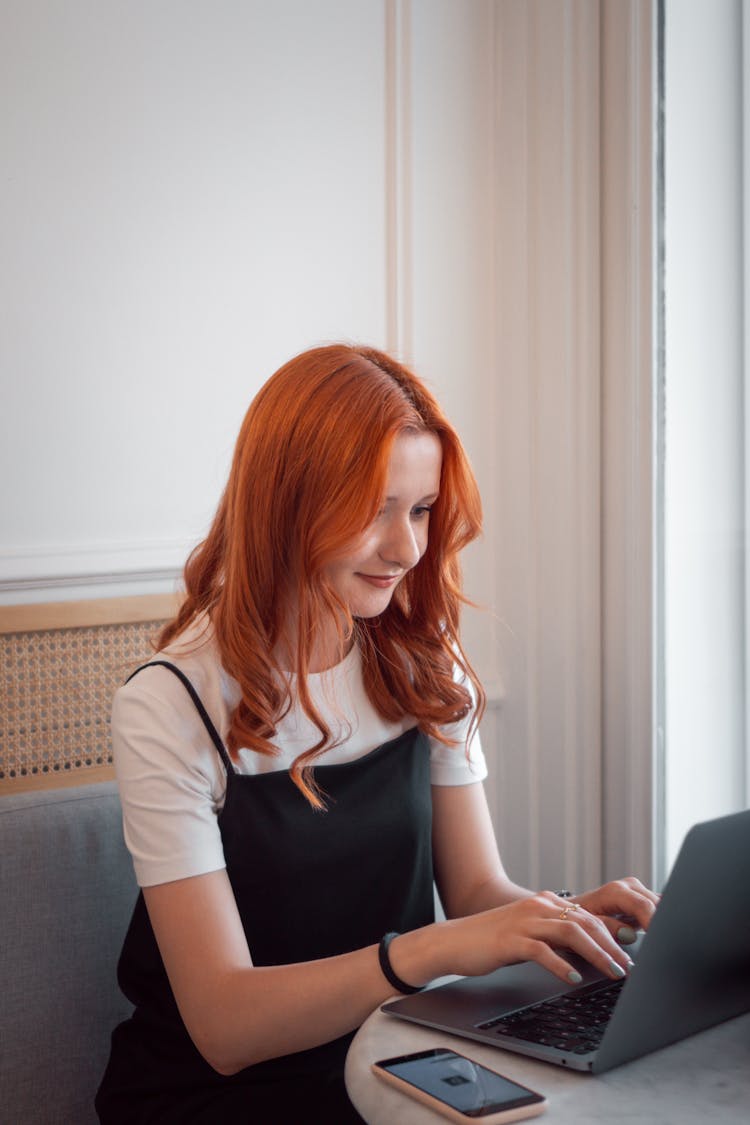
[375,1048,545,1118]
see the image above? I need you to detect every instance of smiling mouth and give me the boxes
[357,574,401,588]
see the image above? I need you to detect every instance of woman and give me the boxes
[97,344,657,1123]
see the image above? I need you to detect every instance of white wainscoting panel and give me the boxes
[489,0,603,893]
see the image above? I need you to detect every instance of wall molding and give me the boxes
[600,0,655,885]
[0,540,191,601]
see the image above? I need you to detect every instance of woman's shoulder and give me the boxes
[113,614,238,735]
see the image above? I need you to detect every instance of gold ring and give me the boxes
[559,903,579,920]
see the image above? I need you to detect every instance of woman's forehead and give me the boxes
[383,431,442,492]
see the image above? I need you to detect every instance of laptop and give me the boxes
[382,807,750,1073]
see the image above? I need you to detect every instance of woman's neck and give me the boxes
[274,624,355,675]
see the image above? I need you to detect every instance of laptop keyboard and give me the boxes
[476,977,625,1055]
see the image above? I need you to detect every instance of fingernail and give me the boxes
[567,970,583,985]
[609,959,627,979]
[616,925,637,945]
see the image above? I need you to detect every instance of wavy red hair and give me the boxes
[158,344,485,806]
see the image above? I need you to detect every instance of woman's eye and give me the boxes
[412,506,433,519]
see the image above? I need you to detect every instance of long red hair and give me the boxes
[158,344,485,806]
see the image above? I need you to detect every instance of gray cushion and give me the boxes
[0,782,137,1124]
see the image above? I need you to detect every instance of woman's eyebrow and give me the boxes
[383,491,439,503]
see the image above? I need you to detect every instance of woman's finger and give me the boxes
[573,878,661,932]
[517,937,588,987]
[542,900,634,980]
[516,923,632,988]
[595,915,641,945]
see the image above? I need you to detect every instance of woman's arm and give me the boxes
[431,782,534,917]
[147,780,655,1077]
[144,871,400,1075]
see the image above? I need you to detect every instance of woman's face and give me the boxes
[324,430,443,620]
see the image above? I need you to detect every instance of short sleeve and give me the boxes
[429,724,487,785]
[428,662,488,785]
[112,667,228,887]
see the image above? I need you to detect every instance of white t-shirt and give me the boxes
[113,617,488,887]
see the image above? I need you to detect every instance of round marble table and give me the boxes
[345,1002,750,1124]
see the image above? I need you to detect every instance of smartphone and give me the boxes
[372,1047,547,1123]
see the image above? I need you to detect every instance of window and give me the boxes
[658,0,749,882]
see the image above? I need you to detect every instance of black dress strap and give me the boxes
[125,660,235,775]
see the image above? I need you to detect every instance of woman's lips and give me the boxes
[356,574,400,588]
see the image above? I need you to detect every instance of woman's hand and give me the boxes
[415,891,638,989]
[424,786,661,990]
[569,877,661,946]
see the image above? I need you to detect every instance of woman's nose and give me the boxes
[379,518,422,570]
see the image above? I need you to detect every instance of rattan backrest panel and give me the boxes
[0,596,178,793]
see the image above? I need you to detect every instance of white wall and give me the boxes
[0,0,655,892]
[1,0,390,601]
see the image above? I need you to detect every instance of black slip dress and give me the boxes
[96,661,435,1124]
